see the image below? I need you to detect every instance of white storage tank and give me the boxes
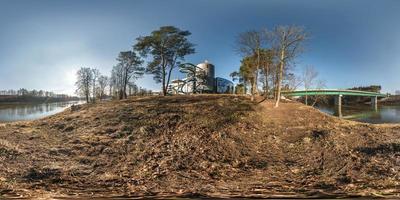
[196,60,215,92]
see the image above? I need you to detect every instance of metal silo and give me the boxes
[196,60,215,92]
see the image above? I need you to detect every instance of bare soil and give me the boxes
[0,95,399,199]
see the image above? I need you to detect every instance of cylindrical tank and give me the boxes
[196,60,215,92]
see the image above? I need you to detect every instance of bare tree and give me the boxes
[116,51,144,99]
[258,49,274,97]
[285,72,302,91]
[75,67,93,103]
[302,65,318,105]
[111,64,125,99]
[267,25,308,107]
[311,80,327,107]
[91,68,100,103]
[97,75,109,100]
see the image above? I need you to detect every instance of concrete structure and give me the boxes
[334,95,343,117]
[282,89,386,118]
[196,60,215,92]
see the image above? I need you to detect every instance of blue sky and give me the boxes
[0,0,399,95]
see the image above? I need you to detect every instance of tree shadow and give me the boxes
[355,143,400,155]
[24,167,63,183]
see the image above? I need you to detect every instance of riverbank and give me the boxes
[380,95,400,105]
[0,95,399,198]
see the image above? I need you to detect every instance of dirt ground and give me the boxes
[0,95,399,199]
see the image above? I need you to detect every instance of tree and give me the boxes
[111,64,125,99]
[127,82,138,96]
[235,30,264,98]
[267,25,308,107]
[285,72,301,91]
[258,49,274,97]
[18,88,28,96]
[230,71,241,82]
[134,26,195,96]
[235,83,246,95]
[97,75,109,100]
[116,51,144,99]
[230,71,249,95]
[311,80,327,107]
[178,63,207,94]
[239,56,258,100]
[75,67,93,103]
[302,66,318,105]
[91,68,100,103]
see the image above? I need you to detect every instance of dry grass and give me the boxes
[0,139,22,153]
[0,95,399,198]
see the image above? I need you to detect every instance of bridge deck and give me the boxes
[282,89,386,97]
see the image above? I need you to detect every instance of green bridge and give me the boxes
[281,89,387,117]
[282,89,386,97]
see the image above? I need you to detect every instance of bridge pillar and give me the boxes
[371,96,378,111]
[334,95,343,118]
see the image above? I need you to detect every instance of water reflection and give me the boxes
[316,104,400,124]
[0,101,83,122]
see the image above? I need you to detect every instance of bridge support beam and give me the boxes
[371,96,378,111]
[334,95,343,118]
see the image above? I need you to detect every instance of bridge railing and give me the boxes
[281,89,386,97]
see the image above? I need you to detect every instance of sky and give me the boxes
[0,0,399,95]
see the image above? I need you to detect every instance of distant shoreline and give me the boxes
[379,95,400,105]
[0,95,81,104]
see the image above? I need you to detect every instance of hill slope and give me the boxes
[0,95,399,198]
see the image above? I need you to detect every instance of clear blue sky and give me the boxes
[0,0,399,95]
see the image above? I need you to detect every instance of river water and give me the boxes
[316,104,400,124]
[0,101,83,122]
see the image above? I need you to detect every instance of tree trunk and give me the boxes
[305,95,308,105]
[122,68,128,99]
[273,70,279,101]
[161,55,168,96]
[86,91,89,103]
[165,60,175,96]
[311,97,318,107]
[192,70,197,94]
[122,85,127,99]
[274,49,285,108]
[255,48,260,96]
[264,65,269,98]
[119,89,123,100]
[92,82,96,103]
[162,67,167,96]
[251,78,256,101]
[123,81,127,99]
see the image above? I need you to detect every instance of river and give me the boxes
[0,101,83,122]
[316,104,400,124]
